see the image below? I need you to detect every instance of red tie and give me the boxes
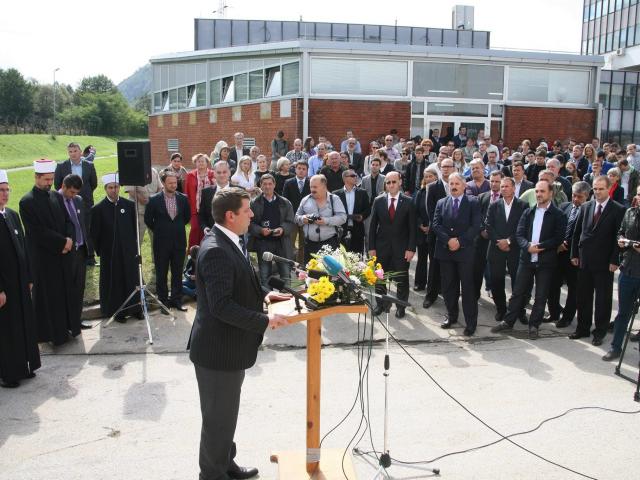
[594,203,602,224]
[389,197,396,221]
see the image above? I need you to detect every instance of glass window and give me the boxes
[187,85,196,108]
[411,27,428,45]
[348,24,364,42]
[600,82,611,106]
[397,26,411,44]
[635,24,640,44]
[473,31,489,48]
[443,29,458,46]
[265,67,281,97]
[458,30,472,47]
[332,23,348,40]
[210,79,221,105]
[282,62,300,95]
[282,21,298,41]
[235,73,248,102]
[222,77,234,103]
[427,28,442,46]
[232,20,248,46]
[623,83,637,108]
[154,92,162,113]
[162,91,169,112]
[364,24,380,42]
[178,87,187,109]
[311,58,408,96]
[214,20,232,48]
[300,22,315,39]
[411,117,424,138]
[602,70,613,82]
[316,23,331,40]
[169,89,178,110]
[249,71,263,99]
[266,21,282,42]
[411,101,424,114]
[196,82,206,107]
[249,20,265,43]
[622,110,634,145]
[610,109,622,133]
[413,62,504,99]
[380,26,395,43]
[507,68,591,104]
[610,83,623,108]
[492,104,504,117]
[427,102,488,116]
[197,19,214,50]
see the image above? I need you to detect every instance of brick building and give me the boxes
[149,18,603,164]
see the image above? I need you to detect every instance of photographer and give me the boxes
[248,174,295,286]
[603,185,640,361]
[295,174,347,263]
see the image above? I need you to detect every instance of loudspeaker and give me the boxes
[117,140,152,186]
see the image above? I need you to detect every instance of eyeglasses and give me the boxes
[345,174,357,178]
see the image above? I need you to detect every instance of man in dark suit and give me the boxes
[199,161,233,231]
[403,146,428,196]
[282,161,310,264]
[547,181,590,327]
[485,176,528,322]
[344,137,365,176]
[569,176,625,345]
[473,171,503,300]
[228,132,250,164]
[492,180,566,339]
[452,126,468,148]
[54,142,98,265]
[58,174,90,332]
[144,171,191,312]
[188,187,289,480]
[423,158,456,308]
[432,173,481,336]
[334,169,370,255]
[511,161,534,198]
[368,171,416,318]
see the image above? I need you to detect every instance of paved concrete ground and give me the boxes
[2,285,640,480]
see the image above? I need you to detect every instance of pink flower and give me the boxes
[298,271,308,280]
[375,269,384,279]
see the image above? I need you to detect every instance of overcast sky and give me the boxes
[1,0,584,87]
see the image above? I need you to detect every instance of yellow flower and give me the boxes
[307,276,335,303]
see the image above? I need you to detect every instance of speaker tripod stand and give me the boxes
[102,197,173,344]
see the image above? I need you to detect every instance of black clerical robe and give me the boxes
[19,187,74,345]
[0,208,40,382]
[91,196,139,317]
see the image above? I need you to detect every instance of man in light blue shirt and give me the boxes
[308,143,327,177]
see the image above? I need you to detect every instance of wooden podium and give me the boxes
[268,299,369,479]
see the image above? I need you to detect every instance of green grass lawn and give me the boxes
[5,157,160,305]
[0,134,119,169]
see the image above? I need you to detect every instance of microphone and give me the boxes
[322,255,354,286]
[262,251,299,268]
[267,276,319,310]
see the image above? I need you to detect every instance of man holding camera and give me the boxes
[248,174,295,286]
[295,174,347,264]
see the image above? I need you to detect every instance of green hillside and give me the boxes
[0,134,119,169]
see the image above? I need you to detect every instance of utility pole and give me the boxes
[52,67,60,135]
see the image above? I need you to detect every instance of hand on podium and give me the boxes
[268,313,290,330]
[265,291,292,304]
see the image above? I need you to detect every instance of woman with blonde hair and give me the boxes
[452,148,466,172]
[274,157,294,194]
[231,155,258,197]
[185,153,215,247]
[420,139,438,163]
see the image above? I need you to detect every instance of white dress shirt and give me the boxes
[344,187,355,226]
[215,224,245,257]
[387,193,400,209]
[531,202,550,262]
[503,197,514,221]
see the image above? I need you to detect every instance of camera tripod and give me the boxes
[614,295,640,402]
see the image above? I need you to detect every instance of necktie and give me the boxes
[65,198,83,247]
[492,192,499,203]
[238,235,249,261]
[452,197,460,217]
[593,203,602,225]
[298,179,304,193]
[389,197,396,221]
[566,205,579,240]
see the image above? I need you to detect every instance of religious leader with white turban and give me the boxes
[90,173,141,322]
[19,160,75,345]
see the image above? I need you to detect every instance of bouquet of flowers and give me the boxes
[299,245,386,305]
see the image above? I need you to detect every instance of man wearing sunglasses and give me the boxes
[369,171,416,318]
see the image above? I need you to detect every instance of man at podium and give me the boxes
[188,187,290,480]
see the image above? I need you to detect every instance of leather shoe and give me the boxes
[518,314,528,325]
[372,305,384,316]
[491,321,512,333]
[607,321,615,332]
[592,336,604,346]
[528,327,539,340]
[555,319,572,328]
[569,332,590,340]
[422,298,435,309]
[440,317,458,329]
[413,285,425,291]
[1,380,19,388]
[172,303,188,312]
[602,349,621,361]
[395,308,405,319]
[227,461,258,479]
[80,322,92,330]
[463,328,474,336]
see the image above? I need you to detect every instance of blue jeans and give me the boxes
[258,258,291,287]
[611,272,640,352]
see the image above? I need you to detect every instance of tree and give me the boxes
[76,75,117,96]
[133,93,152,114]
[0,68,35,128]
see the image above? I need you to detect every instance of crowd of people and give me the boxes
[2,128,640,390]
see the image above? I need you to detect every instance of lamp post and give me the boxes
[52,67,60,135]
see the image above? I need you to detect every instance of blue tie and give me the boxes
[452,197,460,217]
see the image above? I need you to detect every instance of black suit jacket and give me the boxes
[229,147,250,163]
[403,160,427,195]
[516,203,566,266]
[334,188,371,239]
[571,199,625,271]
[414,187,429,246]
[368,193,416,259]
[54,160,98,207]
[515,179,535,198]
[188,227,268,371]
[432,195,481,263]
[485,197,528,261]
[426,180,447,226]
[144,192,191,251]
[347,152,365,175]
[198,186,218,230]
[282,176,311,212]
